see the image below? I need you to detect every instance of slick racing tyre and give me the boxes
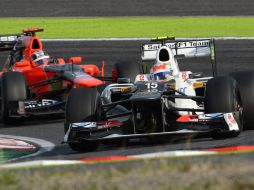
[0,72,27,125]
[204,76,243,138]
[114,59,143,82]
[65,88,103,152]
[230,70,254,130]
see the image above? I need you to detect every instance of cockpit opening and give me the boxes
[159,48,170,62]
[32,38,40,49]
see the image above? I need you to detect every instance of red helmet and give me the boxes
[150,63,174,80]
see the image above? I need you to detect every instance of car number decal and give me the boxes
[145,82,158,89]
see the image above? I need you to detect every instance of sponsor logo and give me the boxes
[24,99,58,109]
[189,116,199,122]
[0,36,17,42]
[182,72,187,80]
[144,40,210,51]
[199,113,223,120]
[72,122,97,128]
[227,113,237,124]
[178,87,187,94]
[97,120,123,130]
[139,74,145,81]
[224,113,239,131]
[72,120,123,130]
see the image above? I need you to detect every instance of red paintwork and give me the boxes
[68,57,82,63]
[205,146,254,153]
[112,67,117,82]
[152,63,170,73]
[80,65,100,76]
[80,156,133,162]
[1,28,106,99]
[74,76,103,87]
[57,58,65,64]
[177,115,198,122]
[22,28,44,34]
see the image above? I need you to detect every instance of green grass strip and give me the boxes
[1,156,254,190]
[0,17,253,38]
[0,150,35,162]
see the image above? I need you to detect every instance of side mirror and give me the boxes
[56,58,65,64]
[189,72,204,79]
[14,61,30,67]
[68,57,82,64]
[117,78,131,84]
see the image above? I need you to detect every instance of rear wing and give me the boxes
[0,34,20,51]
[141,37,217,76]
[0,28,44,51]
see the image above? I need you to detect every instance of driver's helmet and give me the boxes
[150,63,174,81]
[30,50,50,66]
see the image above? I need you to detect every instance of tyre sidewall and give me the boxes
[115,60,143,82]
[0,72,27,124]
[230,70,254,130]
[205,76,239,114]
[65,87,102,132]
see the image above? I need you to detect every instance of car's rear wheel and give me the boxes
[114,60,143,82]
[204,76,243,138]
[0,72,27,125]
[65,87,103,152]
[230,70,254,130]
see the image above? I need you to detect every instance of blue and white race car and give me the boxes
[64,37,254,152]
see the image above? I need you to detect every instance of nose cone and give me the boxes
[74,77,103,88]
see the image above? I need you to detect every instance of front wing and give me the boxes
[64,111,241,143]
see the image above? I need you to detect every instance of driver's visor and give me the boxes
[153,70,173,80]
[34,56,50,65]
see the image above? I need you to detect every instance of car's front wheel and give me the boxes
[230,70,254,130]
[0,72,27,125]
[65,87,103,152]
[204,76,243,138]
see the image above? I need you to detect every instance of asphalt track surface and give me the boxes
[0,0,254,17]
[0,40,254,161]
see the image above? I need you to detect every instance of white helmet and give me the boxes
[30,50,50,66]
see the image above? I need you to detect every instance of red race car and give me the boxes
[0,28,106,124]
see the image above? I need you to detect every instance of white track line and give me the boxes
[131,150,216,159]
[41,37,254,42]
[1,150,216,168]
[2,160,82,168]
[0,135,55,162]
